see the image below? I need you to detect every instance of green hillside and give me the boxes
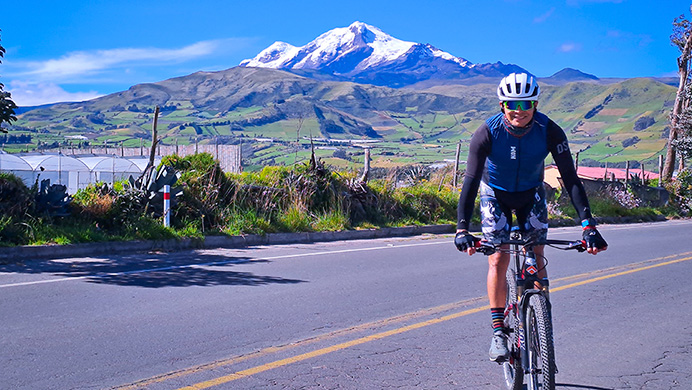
[7,67,677,169]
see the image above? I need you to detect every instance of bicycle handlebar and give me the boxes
[473,238,587,255]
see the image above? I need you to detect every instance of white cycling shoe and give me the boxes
[489,330,510,362]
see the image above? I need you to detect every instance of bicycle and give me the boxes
[474,229,586,390]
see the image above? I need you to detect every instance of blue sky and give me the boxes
[1,0,686,106]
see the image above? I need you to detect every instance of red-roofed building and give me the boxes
[544,165,659,189]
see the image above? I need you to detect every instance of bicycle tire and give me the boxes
[507,254,518,305]
[503,266,523,390]
[526,294,556,390]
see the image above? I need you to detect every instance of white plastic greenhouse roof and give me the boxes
[19,154,90,172]
[79,156,142,173]
[0,153,162,174]
[127,156,162,171]
[0,153,165,194]
[0,152,33,171]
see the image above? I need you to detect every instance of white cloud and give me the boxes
[2,38,255,106]
[17,40,221,82]
[7,81,102,106]
[558,42,582,52]
[533,8,555,23]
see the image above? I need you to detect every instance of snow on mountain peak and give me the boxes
[289,21,416,71]
[239,41,299,68]
[240,21,468,73]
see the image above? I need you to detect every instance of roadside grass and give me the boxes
[0,155,685,247]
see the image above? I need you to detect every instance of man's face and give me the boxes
[501,101,536,128]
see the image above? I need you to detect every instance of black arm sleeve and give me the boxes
[547,120,593,222]
[457,125,491,230]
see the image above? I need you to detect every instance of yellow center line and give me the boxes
[550,251,692,285]
[177,306,490,390]
[119,252,692,390]
[114,297,488,390]
[552,255,692,292]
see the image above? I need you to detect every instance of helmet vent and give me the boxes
[496,72,541,101]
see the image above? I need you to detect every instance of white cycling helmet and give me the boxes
[497,72,540,101]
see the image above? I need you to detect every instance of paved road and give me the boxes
[1,220,691,389]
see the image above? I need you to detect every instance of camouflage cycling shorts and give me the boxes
[479,182,548,245]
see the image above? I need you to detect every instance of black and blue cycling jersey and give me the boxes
[484,112,552,192]
[457,111,593,231]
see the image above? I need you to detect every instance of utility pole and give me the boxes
[141,106,160,184]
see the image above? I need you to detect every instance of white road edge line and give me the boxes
[0,240,445,288]
[2,220,685,289]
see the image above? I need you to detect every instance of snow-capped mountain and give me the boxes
[241,22,468,72]
[240,21,525,88]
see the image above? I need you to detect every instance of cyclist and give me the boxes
[453,72,608,362]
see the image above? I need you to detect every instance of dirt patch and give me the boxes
[576,121,606,135]
[599,108,628,116]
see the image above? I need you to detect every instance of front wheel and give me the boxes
[526,294,556,390]
[503,267,523,390]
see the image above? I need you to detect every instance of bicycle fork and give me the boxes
[515,284,555,376]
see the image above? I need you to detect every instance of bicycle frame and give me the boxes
[506,232,551,378]
[475,231,585,390]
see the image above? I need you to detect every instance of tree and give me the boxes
[671,83,692,163]
[0,30,17,133]
[663,6,692,182]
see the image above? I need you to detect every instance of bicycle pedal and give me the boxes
[490,354,510,364]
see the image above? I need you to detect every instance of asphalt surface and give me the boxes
[1,220,691,389]
[0,224,455,262]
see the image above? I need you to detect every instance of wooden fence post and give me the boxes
[359,147,371,183]
[575,151,580,171]
[641,161,645,185]
[453,142,461,188]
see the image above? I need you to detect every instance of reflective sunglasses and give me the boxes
[502,100,536,111]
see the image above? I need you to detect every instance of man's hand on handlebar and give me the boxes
[454,230,480,255]
[582,227,608,255]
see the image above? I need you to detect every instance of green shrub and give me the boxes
[0,215,26,246]
[164,153,236,230]
[72,183,117,221]
[394,183,456,224]
[120,215,177,241]
[665,169,692,216]
[0,172,32,218]
[312,208,350,231]
[19,215,109,245]
[279,205,312,232]
[2,155,689,247]
[221,207,274,236]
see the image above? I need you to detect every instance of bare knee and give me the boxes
[488,246,510,269]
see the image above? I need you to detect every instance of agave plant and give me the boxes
[34,179,72,217]
[125,164,182,218]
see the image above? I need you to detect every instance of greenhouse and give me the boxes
[0,152,161,194]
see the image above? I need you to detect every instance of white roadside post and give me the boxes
[163,185,171,227]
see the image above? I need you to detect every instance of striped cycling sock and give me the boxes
[491,307,505,333]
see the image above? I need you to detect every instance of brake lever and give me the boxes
[567,240,587,252]
[474,240,496,255]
